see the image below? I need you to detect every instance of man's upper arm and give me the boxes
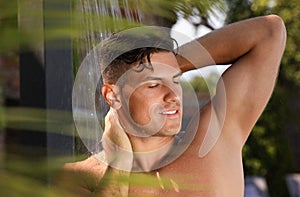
[212,15,286,145]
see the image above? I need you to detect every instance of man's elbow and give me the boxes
[266,14,287,45]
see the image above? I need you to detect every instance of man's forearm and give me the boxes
[177,15,285,72]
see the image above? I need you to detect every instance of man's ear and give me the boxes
[102,84,121,109]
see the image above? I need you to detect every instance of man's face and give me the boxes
[115,52,183,137]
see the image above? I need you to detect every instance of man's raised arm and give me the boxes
[177,15,286,147]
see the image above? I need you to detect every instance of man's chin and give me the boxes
[155,126,181,136]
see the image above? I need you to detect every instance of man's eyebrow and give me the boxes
[173,72,183,79]
[144,72,182,81]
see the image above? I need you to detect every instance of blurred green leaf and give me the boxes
[1,155,75,197]
[0,0,227,53]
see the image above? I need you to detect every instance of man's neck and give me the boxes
[127,134,175,172]
[127,134,174,152]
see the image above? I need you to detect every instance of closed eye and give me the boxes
[173,72,182,84]
[144,77,162,88]
[148,82,160,88]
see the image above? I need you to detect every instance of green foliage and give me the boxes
[0,106,4,132]
[0,155,75,197]
[275,0,300,87]
[189,76,209,94]
[189,71,219,97]
[0,0,227,54]
[226,0,272,22]
[243,86,293,196]
[139,0,227,24]
[0,0,18,54]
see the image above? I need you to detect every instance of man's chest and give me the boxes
[151,145,245,196]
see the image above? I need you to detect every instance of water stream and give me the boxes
[73,0,142,154]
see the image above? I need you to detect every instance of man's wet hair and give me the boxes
[99,27,177,84]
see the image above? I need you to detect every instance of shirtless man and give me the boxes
[54,15,286,196]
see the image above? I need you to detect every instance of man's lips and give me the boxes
[160,110,178,115]
[159,108,180,116]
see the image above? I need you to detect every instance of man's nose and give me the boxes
[163,85,180,103]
